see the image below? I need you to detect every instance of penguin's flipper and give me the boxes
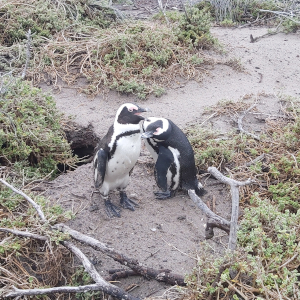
[104,199,121,218]
[154,145,173,199]
[119,191,139,211]
[93,148,107,188]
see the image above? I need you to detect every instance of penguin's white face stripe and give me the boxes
[143,117,169,134]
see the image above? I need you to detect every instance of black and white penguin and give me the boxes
[141,117,205,199]
[93,103,148,217]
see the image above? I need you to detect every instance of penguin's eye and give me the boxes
[128,107,133,112]
[154,127,163,135]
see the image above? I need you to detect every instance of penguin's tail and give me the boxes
[195,181,206,197]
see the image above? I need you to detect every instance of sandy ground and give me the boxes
[42,16,300,299]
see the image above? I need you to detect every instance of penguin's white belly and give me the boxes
[167,147,180,190]
[101,134,141,193]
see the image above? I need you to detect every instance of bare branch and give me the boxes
[0,228,48,241]
[54,223,186,286]
[61,240,106,285]
[157,0,169,24]
[259,9,300,24]
[21,29,32,80]
[207,167,254,187]
[5,240,141,300]
[207,167,254,251]
[237,103,260,141]
[106,269,138,281]
[0,179,46,222]
[245,153,265,167]
[188,190,230,238]
[4,284,139,299]
[228,185,239,251]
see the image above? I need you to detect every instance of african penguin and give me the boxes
[93,103,148,217]
[142,117,205,199]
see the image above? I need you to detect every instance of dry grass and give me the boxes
[28,21,216,98]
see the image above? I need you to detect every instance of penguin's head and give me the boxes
[116,103,149,125]
[142,117,170,140]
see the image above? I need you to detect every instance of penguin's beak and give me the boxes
[135,106,151,115]
[141,131,154,139]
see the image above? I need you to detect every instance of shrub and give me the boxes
[0,80,76,179]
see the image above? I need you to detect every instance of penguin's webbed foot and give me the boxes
[120,191,139,211]
[154,190,173,200]
[105,199,121,218]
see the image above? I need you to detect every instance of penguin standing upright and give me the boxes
[93,103,148,217]
[142,117,205,199]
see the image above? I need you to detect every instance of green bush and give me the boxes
[0,80,76,179]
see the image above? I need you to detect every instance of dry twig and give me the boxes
[237,103,260,140]
[0,178,46,222]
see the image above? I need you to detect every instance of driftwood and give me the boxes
[209,167,254,251]
[0,227,48,241]
[0,179,140,299]
[189,167,254,251]
[5,284,139,299]
[188,190,230,237]
[54,223,186,286]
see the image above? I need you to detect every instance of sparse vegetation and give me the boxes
[1,0,218,99]
[186,94,300,299]
[1,0,300,299]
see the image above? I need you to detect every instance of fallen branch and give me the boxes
[54,223,186,286]
[0,179,46,222]
[21,29,32,80]
[106,269,138,281]
[0,227,48,241]
[5,284,139,299]
[1,227,140,299]
[188,190,230,238]
[61,240,139,300]
[237,103,260,140]
[208,167,254,251]
[245,153,266,167]
[157,0,169,25]
[0,180,140,300]
[207,167,253,187]
[259,9,300,24]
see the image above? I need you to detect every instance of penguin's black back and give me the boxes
[163,120,199,192]
[94,125,113,156]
